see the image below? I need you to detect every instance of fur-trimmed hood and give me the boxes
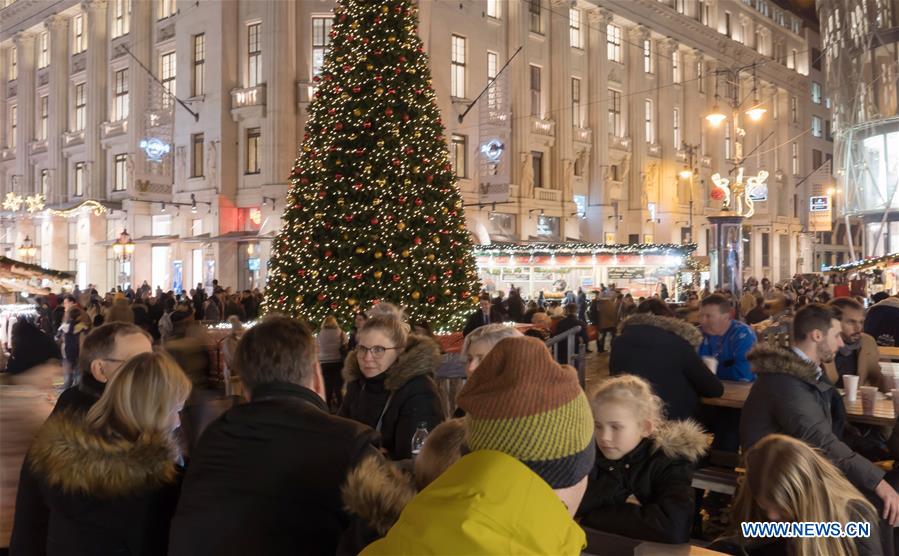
[618,313,703,348]
[748,345,819,383]
[342,333,442,391]
[650,419,710,463]
[342,455,416,535]
[27,413,180,498]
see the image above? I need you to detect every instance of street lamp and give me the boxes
[112,228,135,261]
[17,235,36,262]
[705,97,727,127]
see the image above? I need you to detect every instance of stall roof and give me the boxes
[474,242,696,256]
[0,257,76,281]
[824,252,899,273]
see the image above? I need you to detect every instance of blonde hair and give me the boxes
[360,302,410,348]
[322,315,339,329]
[531,312,552,328]
[461,324,522,359]
[729,434,878,556]
[589,374,664,433]
[85,351,192,442]
[414,418,467,490]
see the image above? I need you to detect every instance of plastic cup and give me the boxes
[860,386,877,415]
[884,374,896,392]
[892,389,899,418]
[843,374,859,402]
[702,356,718,375]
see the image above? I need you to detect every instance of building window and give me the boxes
[811,81,822,104]
[675,0,686,14]
[246,127,260,174]
[791,142,799,175]
[812,116,822,137]
[74,83,87,131]
[811,48,822,71]
[451,35,466,98]
[38,95,48,141]
[450,134,467,178]
[724,12,732,37]
[72,14,86,54]
[8,46,16,81]
[529,64,541,117]
[486,51,498,110]
[40,169,49,195]
[38,32,50,68]
[528,0,542,34]
[790,95,797,123]
[74,162,85,196]
[112,0,130,38]
[486,0,500,19]
[531,151,543,188]
[699,1,710,25]
[825,119,832,141]
[761,232,770,267]
[740,22,747,44]
[191,133,204,178]
[312,16,332,77]
[697,60,704,93]
[643,39,654,73]
[571,77,582,127]
[608,88,621,136]
[673,107,680,147]
[724,122,731,159]
[569,9,582,49]
[607,24,622,62]
[160,51,176,107]
[158,0,175,20]
[8,105,15,149]
[113,68,129,120]
[192,34,205,96]
[114,153,128,191]
[789,49,797,70]
[247,22,262,87]
[812,148,822,169]
[672,50,681,83]
[644,99,654,143]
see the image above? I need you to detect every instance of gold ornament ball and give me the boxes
[377,140,385,147]
[397,222,406,231]
[350,21,358,29]
[367,64,375,71]
[426,254,436,261]
[353,108,362,117]
[355,246,365,254]
[381,5,388,13]
[374,251,383,259]
[314,213,323,219]
[374,270,383,279]
[337,198,345,205]
[376,87,384,95]
[432,236,441,244]
[401,249,410,257]
[444,289,452,296]
[411,291,421,300]
[372,198,382,206]
[342,233,349,240]
[348,298,358,306]
[388,36,396,42]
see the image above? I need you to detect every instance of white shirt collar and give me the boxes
[792,346,823,381]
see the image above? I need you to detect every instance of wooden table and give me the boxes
[880,346,899,361]
[583,528,727,555]
[703,380,897,427]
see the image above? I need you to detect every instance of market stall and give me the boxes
[824,252,899,297]
[0,257,76,302]
[474,243,696,300]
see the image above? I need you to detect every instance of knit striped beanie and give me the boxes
[456,336,595,489]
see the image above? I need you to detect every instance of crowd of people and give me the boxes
[0,272,898,554]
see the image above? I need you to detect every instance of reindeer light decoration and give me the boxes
[710,168,769,218]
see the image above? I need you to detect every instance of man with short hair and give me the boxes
[53,322,153,415]
[865,292,899,347]
[462,292,502,336]
[168,316,379,556]
[825,297,884,390]
[742,304,899,526]
[554,303,590,361]
[698,294,757,382]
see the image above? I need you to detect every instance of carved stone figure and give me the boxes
[520,152,534,199]
[562,159,574,200]
[619,152,631,184]
[207,142,218,190]
[176,146,186,182]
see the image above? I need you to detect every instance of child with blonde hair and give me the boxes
[577,374,709,544]
[713,434,881,556]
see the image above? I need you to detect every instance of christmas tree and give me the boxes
[263,0,481,331]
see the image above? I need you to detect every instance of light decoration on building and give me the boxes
[249,208,262,226]
[2,193,23,212]
[48,200,110,218]
[823,252,899,273]
[25,194,45,213]
[710,168,769,218]
[479,138,505,162]
[139,137,172,162]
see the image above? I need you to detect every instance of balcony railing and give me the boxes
[28,139,48,154]
[530,116,555,137]
[0,147,14,161]
[63,130,85,147]
[609,134,631,151]
[101,119,128,139]
[573,127,592,145]
[534,187,562,202]
[231,84,266,109]
[647,143,661,157]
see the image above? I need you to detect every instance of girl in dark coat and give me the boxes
[339,303,444,460]
[10,351,191,556]
[610,300,723,421]
[577,375,709,545]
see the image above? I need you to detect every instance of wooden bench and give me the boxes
[582,528,728,555]
[692,467,740,496]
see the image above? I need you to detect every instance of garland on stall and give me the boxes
[474,243,697,257]
[824,252,899,273]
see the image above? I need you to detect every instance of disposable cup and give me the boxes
[702,356,718,375]
[843,374,859,402]
[884,374,896,392]
[892,389,899,418]
[860,386,877,415]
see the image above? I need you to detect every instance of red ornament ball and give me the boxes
[352,86,361,93]
[370,217,379,225]
[710,187,725,201]
[328,274,337,281]
[324,250,333,258]
[317,294,327,302]
[385,107,394,116]
[392,274,401,282]
[427,296,436,303]
[363,121,372,129]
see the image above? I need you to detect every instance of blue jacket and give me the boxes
[699,320,757,382]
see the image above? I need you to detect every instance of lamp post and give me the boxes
[112,228,135,288]
[679,142,701,244]
[17,235,36,263]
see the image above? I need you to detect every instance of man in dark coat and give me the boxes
[168,316,380,556]
[864,294,899,347]
[741,304,899,527]
[462,293,504,336]
[554,303,590,363]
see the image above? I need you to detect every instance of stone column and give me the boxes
[506,0,531,238]
[12,32,36,195]
[585,8,612,241]
[549,0,575,236]
[657,38,678,242]
[129,0,151,177]
[83,0,108,200]
[263,0,297,191]
[46,15,69,206]
[626,25,649,221]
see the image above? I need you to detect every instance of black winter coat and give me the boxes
[10,413,182,556]
[611,314,723,421]
[740,346,885,493]
[339,335,445,460]
[577,419,709,544]
[168,381,379,556]
[52,374,104,416]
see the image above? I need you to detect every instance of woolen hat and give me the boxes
[456,336,595,489]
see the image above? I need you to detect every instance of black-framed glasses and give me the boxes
[356,345,401,359]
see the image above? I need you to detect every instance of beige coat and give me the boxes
[823,333,886,392]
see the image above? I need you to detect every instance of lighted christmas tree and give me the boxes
[263,0,481,331]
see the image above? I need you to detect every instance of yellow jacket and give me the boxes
[362,450,586,555]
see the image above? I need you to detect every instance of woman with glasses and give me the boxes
[338,304,444,460]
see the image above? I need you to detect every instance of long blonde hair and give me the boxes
[729,434,878,556]
[85,351,192,442]
[360,302,410,348]
[589,374,664,434]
